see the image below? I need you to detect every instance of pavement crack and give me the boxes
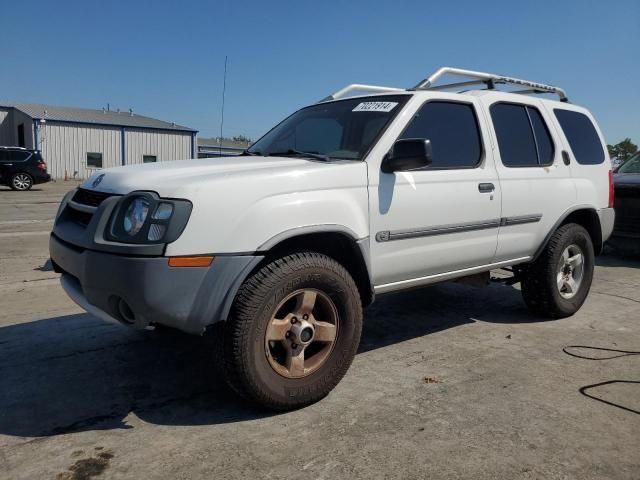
[592,290,640,304]
[1,340,145,368]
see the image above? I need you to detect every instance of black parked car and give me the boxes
[0,146,51,191]
[610,152,640,254]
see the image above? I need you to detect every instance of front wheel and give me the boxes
[223,252,363,410]
[521,223,594,318]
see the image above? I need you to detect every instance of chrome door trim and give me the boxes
[375,214,542,242]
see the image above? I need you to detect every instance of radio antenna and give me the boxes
[219,55,228,156]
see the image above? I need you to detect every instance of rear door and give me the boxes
[368,96,502,289]
[480,95,576,261]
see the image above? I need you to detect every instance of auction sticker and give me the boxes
[352,101,398,112]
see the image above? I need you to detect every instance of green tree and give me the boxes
[232,135,251,143]
[607,138,638,161]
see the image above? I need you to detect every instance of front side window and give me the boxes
[554,109,604,165]
[248,95,409,160]
[87,152,103,168]
[400,101,482,168]
[491,103,554,167]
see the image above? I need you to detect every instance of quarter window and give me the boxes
[490,103,555,167]
[554,109,604,165]
[400,101,482,168]
[86,152,103,168]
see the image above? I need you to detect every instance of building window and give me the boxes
[87,152,103,168]
[143,155,157,163]
[17,124,25,147]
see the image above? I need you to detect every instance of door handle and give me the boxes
[478,183,495,193]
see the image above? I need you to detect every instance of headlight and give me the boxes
[106,192,192,245]
[123,197,150,236]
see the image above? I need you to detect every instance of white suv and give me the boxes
[50,67,615,410]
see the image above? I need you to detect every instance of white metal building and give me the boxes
[197,137,251,158]
[0,103,197,179]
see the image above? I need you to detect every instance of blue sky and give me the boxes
[1,0,638,144]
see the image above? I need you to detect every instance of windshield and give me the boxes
[247,95,409,160]
[617,153,640,174]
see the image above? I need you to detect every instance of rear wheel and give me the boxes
[10,173,33,191]
[223,252,362,410]
[521,223,594,318]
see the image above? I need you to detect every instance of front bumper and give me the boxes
[50,234,263,334]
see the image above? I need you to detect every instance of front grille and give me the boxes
[68,207,94,227]
[72,188,117,208]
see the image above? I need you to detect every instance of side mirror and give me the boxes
[381,139,433,173]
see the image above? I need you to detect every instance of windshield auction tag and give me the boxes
[352,101,398,112]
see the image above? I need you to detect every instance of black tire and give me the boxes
[10,172,33,191]
[521,223,594,319]
[223,252,363,410]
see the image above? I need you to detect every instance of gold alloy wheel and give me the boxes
[264,289,339,379]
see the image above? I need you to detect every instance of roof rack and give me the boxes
[320,84,405,102]
[413,67,568,102]
[323,66,568,102]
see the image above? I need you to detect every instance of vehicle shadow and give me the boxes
[596,248,640,268]
[0,187,45,193]
[0,282,536,438]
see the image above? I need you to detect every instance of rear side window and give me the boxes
[554,109,604,165]
[400,101,482,168]
[9,150,31,162]
[490,103,554,167]
[528,108,554,165]
[0,150,30,162]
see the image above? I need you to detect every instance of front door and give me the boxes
[368,97,501,290]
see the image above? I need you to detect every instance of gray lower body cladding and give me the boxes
[50,234,263,334]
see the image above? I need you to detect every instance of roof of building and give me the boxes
[197,137,251,149]
[0,102,197,132]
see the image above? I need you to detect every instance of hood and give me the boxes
[80,156,347,197]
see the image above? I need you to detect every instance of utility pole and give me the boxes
[219,55,228,157]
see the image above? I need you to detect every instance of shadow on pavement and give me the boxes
[0,281,537,437]
[597,247,640,267]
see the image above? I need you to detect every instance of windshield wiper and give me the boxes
[268,149,330,162]
[240,149,261,156]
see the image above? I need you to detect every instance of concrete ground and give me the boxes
[0,181,638,480]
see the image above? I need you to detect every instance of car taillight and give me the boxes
[37,161,47,172]
[608,170,614,208]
